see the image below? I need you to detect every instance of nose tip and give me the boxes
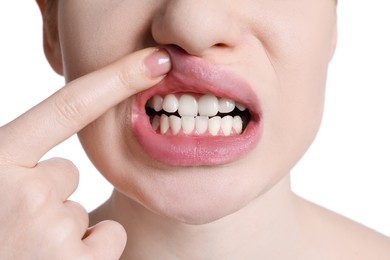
[151,1,238,57]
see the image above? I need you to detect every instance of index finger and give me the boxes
[0,48,171,167]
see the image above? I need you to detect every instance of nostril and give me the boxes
[214,43,228,48]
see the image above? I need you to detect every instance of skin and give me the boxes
[0,0,389,259]
[0,43,171,258]
[55,0,336,225]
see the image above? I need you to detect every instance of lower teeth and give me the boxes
[149,114,247,136]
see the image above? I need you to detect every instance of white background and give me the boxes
[0,1,389,235]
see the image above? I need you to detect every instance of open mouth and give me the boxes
[131,46,262,166]
[145,93,251,136]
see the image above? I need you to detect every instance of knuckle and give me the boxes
[67,200,89,224]
[40,214,87,256]
[20,176,54,215]
[116,60,143,89]
[52,87,88,129]
[72,200,88,215]
[52,215,78,239]
[52,157,80,179]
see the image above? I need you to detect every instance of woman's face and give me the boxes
[49,0,337,224]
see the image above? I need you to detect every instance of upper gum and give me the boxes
[151,93,236,102]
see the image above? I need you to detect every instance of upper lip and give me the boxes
[137,45,261,121]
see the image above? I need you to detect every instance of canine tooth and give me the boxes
[160,114,169,134]
[162,94,179,113]
[151,96,163,112]
[152,115,160,131]
[235,102,246,111]
[195,116,208,135]
[198,94,219,117]
[209,116,221,136]
[219,98,235,113]
[181,116,195,134]
[233,116,243,134]
[169,115,181,135]
[221,116,233,136]
[178,94,198,117]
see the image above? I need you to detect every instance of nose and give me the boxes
[151,0,240,56]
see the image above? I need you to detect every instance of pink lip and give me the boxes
[132,46,263,166]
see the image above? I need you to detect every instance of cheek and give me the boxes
[58,0,154,82]
[243,1,335,175]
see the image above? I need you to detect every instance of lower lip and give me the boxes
[132,103,262,166]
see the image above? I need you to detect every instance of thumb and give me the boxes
[83,220,127,260]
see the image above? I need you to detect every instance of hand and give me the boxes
[0,48,170,259]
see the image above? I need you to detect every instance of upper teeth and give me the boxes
[149,94,246,117]
[146,93,248,136]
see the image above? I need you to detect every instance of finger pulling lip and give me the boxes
[132,46,263,166]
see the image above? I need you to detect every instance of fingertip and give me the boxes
[84,220,127,260]
[144,48,172,78]
[107,220,128,246]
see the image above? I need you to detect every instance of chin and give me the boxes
[116,165,267,225]
[147,192,249,225]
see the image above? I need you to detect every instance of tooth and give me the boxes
[233,116,243,134]
[221,116,233,136]
[219,98,235,114]
[152,115,160,131]
[178,94,198,117]
[169,115,181,135]
[162,94,179,113]
[235,102,246,111]
[151,95,163,112]
[160,114,169,134]
[198,94,219,117]
[209,116,221,136]
[181,116,195,134]
[195,116,208,135]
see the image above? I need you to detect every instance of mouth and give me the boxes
[145,93,251,136]
[132,46,262,166]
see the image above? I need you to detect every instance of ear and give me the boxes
[36,0,63,75]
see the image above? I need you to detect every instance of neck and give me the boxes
[91,175,305,259]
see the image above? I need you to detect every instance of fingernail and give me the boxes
[144,49,171,78]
